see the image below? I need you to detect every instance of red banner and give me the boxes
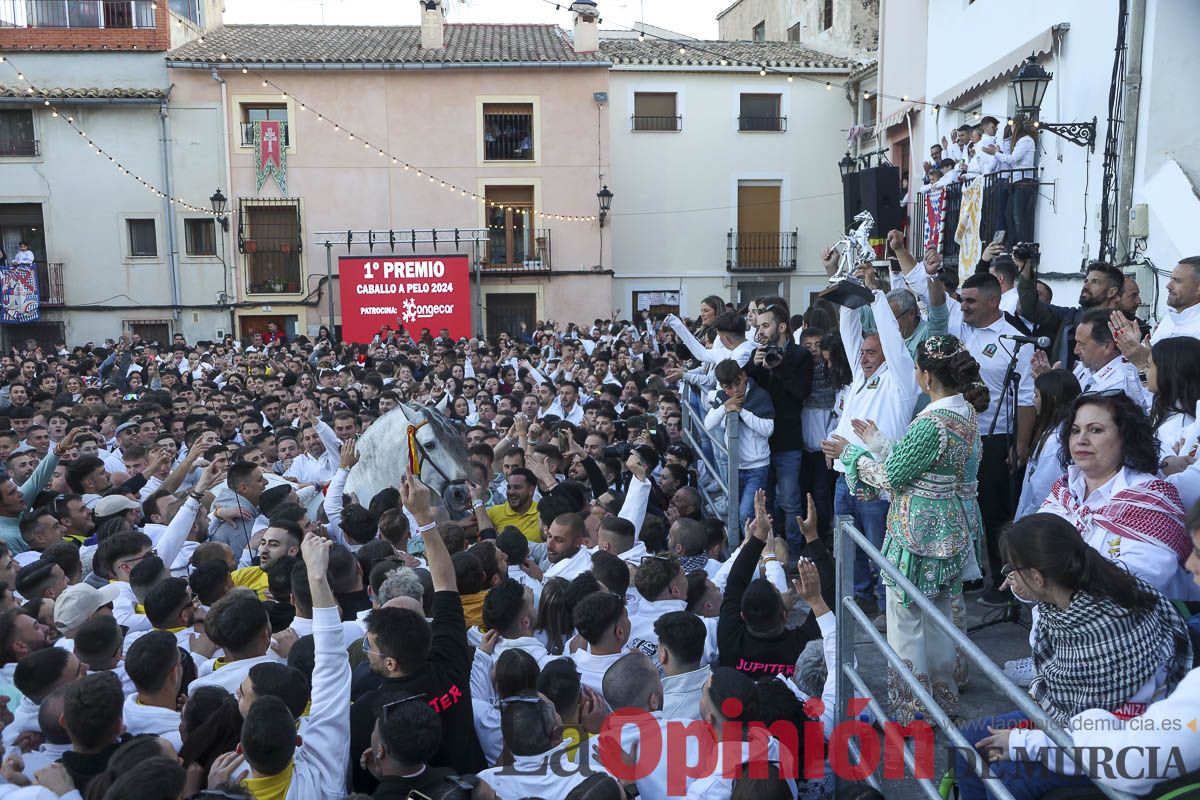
[338,255,472,343]
[259,120,282,172]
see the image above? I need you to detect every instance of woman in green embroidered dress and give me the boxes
[827,335,989,724]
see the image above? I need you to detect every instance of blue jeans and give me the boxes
[954,712,1093,800]
[801,449,834,538]
[835,475,889,604]
[738,466,770,532]
[767,450,804,557]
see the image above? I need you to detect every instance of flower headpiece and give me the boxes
[921,335,966,360]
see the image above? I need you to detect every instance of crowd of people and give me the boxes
[0,237,1195,799]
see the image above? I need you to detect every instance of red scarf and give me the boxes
[1043,475,1190,564]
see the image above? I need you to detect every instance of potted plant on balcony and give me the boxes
[242,239,258,254]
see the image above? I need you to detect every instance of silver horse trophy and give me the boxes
[818,210,877,309]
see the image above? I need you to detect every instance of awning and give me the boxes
[931,24,1063,108]
[875,101,919,133]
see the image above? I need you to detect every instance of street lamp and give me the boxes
[838,152,856,177]
[597,185,613,228]
[209,188,228,231]
[1009,54,1096,151]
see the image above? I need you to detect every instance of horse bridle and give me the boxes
[406,419,468,500]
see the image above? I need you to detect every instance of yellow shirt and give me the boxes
[243,761,294,800]
[486,501,542,543]
[232,566,270,600]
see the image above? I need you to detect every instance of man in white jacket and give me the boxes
[121,630,183,749]
[230,533,352,799]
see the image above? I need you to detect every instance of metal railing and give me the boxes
[936,169,1038,268]
[483,228,551,274]
[37,261,63,305]
[727,231,798,272]
[0,137,37,156]
[631,115,682,132]
[739,115,787,132]
[680,382,741,548]
[483,112,534,161]
[239,121,289,148]
[0,0,156,28]
[833,517,1137,800]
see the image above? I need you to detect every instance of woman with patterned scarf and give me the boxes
[954,513,1192,800]
[827,334,988,725]
[1039,391,1197,600]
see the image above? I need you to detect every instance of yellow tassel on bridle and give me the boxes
[407,421,428,475]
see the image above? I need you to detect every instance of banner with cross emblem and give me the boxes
[254,120,287,194]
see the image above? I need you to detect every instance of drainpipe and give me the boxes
[159,88,182,326]
[212,68,237,337]
[1114,0,1146,264]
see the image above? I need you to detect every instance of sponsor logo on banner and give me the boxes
[338,254,472,343]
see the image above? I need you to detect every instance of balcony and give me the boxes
[0,137,37,157]
[738,115,787,132]
[0,0,156,28]
[933,169,1035,266]
[240,121,289,148]
[727,231,797,272]
[631,115,682,132]
[29,261,63,305]
[483,228,551,274]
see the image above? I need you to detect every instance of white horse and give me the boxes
[344,402,473,518]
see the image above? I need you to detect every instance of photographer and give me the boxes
[1016,245,1124,367]
[745,303,813,559]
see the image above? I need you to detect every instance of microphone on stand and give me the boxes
[999,334,1050,349]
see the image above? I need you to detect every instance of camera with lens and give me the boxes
[761,345,784,368]
[1013,242,1040,262]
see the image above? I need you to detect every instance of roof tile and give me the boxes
[600,38,858,70]
[167,24,608,65]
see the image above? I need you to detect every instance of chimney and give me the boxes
[571,0,599,53]
[420,0,444,50]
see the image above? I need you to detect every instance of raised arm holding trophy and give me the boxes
[819,210,877,309]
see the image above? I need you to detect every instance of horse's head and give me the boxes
[399,402,473,518]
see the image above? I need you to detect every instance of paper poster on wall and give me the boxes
[338,254,472,343]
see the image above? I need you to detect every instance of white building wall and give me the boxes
[607,68,850,318]
[0,52,227,344]
[922,0,1116,277]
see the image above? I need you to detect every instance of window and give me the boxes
[126,321,171,346]
[127,219,157,257]
[632,92,680,131]
[0,111,36,156]
[240,200,302,294]
[822,0,833,30]
[184,218,217,256]
[483,103,534,161]
[484,186,537,269]
[169,0,202,25]
[862,92,878,126]
[739,94,785,132]
[787,22,801,42]
[240,105,290,148]
[752,21,765,41]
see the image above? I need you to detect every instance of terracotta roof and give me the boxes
[167,24,608,66]
[600,38,858,70]
[0,85,165,99]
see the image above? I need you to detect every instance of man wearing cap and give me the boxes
[53,582,121,651]
[102,421,138,473]
[92,494,142,530]
[0,429,80,555]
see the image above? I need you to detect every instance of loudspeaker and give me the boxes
[841,171,862,232]
[853,165,904,233]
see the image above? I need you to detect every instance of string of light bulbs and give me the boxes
[0,54,229,218]
[223,64,597,225]
[538,0,988,119]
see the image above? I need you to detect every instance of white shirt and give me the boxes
[570,646,628,695]
[288,614,365,650]
[1151,302,1200,344]
[999,287,1020,316]
[945,312,1035,435]
[1042,467,1193,599]
[1015,425,1066,520]
[1072,356,1149,410]
[478,745,596,799]
[122,695,183,750]
[189,653,282,695]
[543,545,593,582]
[831,293,919,472]
[995,134,1036,179]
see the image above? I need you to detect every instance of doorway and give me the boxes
[485,293,536,337]
[239,314,293,343]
